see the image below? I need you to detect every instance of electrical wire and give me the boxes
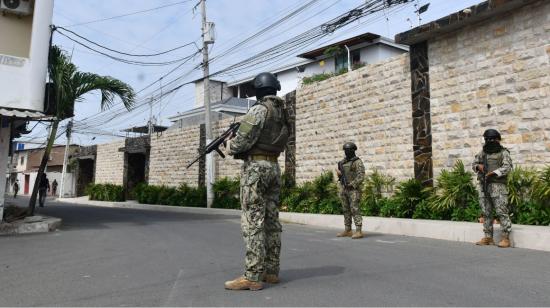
[56,26,200,58]
[63,0,194,27]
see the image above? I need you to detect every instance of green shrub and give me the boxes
[513,201,550,226]
[393,179,430,218]
[132,183,206,207]
[360,170,395,216]
[85,183,125,202]
[281,171,341,214]
[533,165,550,205]
[507,167,538,207]
[451,199,480,222]
[177,183,206,207]
[379,198,402,218]
[212,177,240,209]
[302,73,334,85]
[428,160,477,213]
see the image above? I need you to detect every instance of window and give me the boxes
[334,50,361,72]
[20,156,24,166]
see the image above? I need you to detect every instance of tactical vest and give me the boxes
[341,157,359,183]
[248,96,289,156]
[484,150,507,184]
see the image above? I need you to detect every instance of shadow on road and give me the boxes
[280,265,345,283]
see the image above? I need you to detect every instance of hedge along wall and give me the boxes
[95,140,125,185]
[149,125,201,187]
[429,0,550,175]
[295,54,414,183]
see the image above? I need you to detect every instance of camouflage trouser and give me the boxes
[479,182,512,236]
[338,186,362,229]
[240,159,282,282]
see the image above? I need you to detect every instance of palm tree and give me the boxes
[29,45,135,214]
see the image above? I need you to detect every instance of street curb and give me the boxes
[0,215,62,235]
[57,197,550,252]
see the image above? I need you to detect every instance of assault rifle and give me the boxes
[481,154,495,208]
[337,161,348,187]
[186,122,240,169]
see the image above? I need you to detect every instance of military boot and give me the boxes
[475,236,494,246]
[336,228,352,237]
[224,276,263,291]
[262,274,280,284]
[351,226,363,239]
[497,234,511,248]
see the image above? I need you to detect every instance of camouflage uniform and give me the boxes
[338,157,365,229]
[228,95,288,282]
[472,148,513,237]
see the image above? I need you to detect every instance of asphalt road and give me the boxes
[1,196,549,307]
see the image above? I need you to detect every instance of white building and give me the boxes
[168,32,408,126]
[1,0,54,219]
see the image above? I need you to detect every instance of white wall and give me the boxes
[194,80,233,107]
[0,123,11,220]
[7,171,75,197]
[0,0,54,112]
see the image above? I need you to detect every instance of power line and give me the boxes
[56,31,201,66]
[63,0,194,27]
[56,26,200,57]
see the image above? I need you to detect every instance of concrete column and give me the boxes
[0,118,12,221]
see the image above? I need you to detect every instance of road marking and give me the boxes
[164,269,184,307]
[376,240,407,244]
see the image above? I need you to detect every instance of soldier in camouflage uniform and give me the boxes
[473,129,513,248]
[336,142,366,239]
[224,72,289,291]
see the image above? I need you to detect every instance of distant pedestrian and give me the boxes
[473,129,513,248]
[52,179,58,196]
[336,142,366,239]
[13,179,19,198]
[38,174,50,207]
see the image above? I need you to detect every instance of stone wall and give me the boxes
[149,125,201,187]
[295,54,414,183]
[429,0,550,174]
[95,140,125,185]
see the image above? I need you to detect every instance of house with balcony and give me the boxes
[168,32,408,127]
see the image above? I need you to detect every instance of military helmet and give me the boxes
[343,142,357,151]
[483,129,501,140]
[253,72,281,91]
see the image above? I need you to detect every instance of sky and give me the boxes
[18,0,483,147]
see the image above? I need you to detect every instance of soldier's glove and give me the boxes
[222,139,232,156]
[485,171,496,178]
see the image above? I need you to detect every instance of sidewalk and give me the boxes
[57,197,550,252]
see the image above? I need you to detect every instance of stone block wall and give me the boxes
[149,125,201,187]
[429,0,550,174]
[295,54,414,183]
[95,140,125,185]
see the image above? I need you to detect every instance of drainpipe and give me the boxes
[344,45,352,72]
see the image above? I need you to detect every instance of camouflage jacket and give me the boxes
[338,157,365,190]
[228,95,285,156]
[472,148,513,181]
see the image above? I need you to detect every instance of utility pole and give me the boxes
[148,97,154,135]
[201,0,215,208]
[59,119,72,198]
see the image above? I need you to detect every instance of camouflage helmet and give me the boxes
[483,129,501,140]
[343,142,357,151]
[253,72,281,91]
